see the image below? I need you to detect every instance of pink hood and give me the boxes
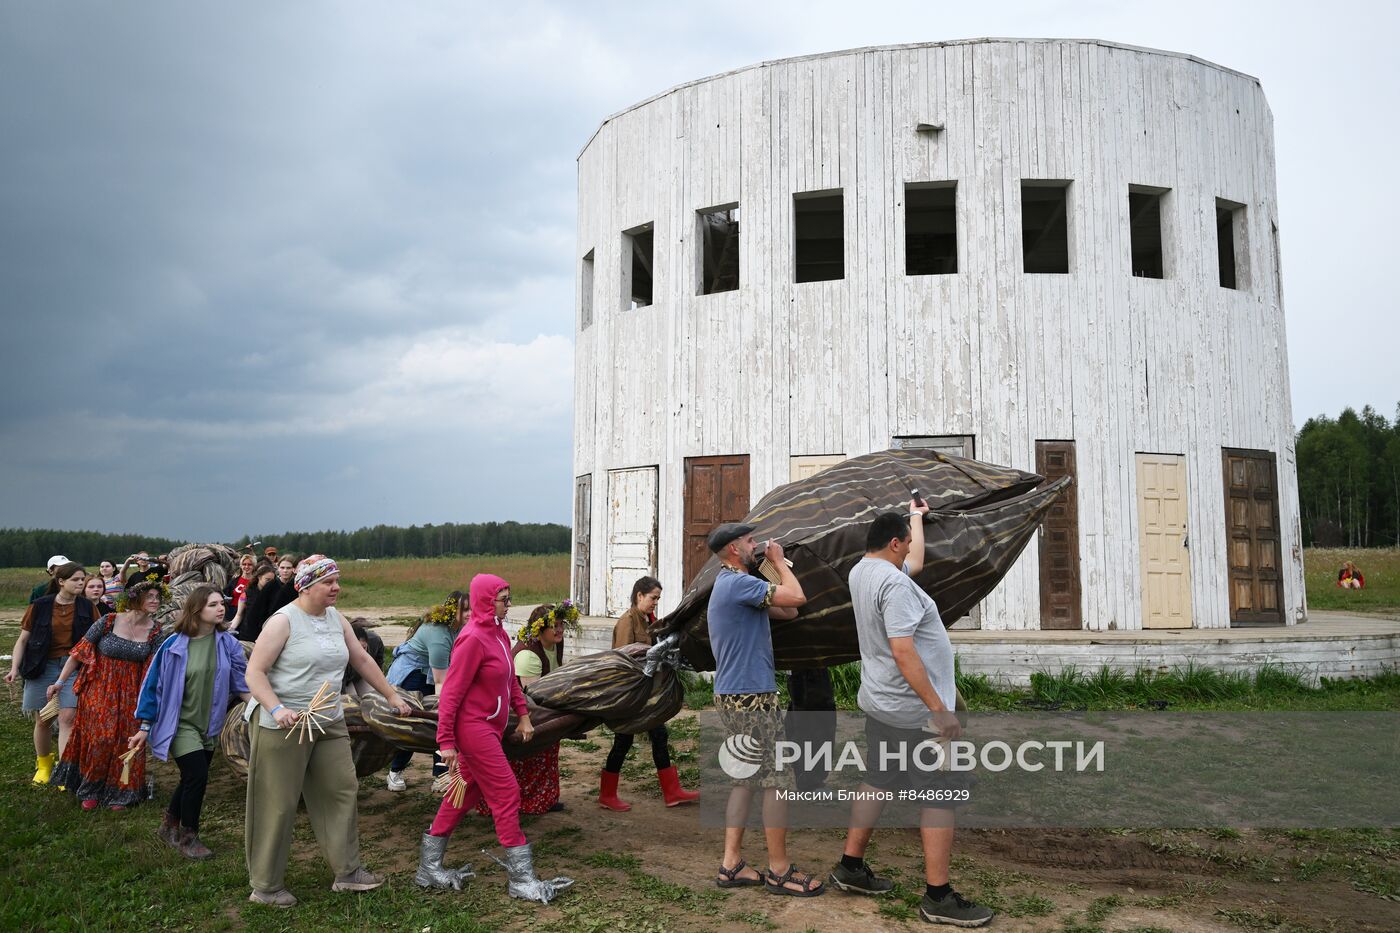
[437,573,527,750]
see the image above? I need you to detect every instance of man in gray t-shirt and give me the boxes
[826,505,994,928]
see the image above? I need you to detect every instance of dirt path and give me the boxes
[339,714,1399,932]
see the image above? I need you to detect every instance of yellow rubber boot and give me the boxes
[32,753,55,786]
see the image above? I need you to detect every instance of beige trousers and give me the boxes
[245,716,360,893]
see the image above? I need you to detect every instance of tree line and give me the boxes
[1296,404,1400,547]
[0,521,570,568]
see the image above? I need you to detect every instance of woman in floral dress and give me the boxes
[49,579,164,809]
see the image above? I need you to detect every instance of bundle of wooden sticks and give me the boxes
[283,681,337,744]
[118,745,141,785]
[38,695,61,723]
[440,760,469,809]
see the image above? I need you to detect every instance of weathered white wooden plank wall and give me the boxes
[575,40,1302,626]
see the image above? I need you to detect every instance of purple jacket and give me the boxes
[135,630,249,761]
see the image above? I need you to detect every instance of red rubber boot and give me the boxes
[598,770,631,811]
[657,766,699,807]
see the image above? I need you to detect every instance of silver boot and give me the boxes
[415,833,474,890]
[496,843,574,903]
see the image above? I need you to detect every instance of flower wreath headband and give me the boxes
[425,595,459,627]
[518,599,581,642]
[116,573,170,611]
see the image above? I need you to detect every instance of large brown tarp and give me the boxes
[660,448,1070,671]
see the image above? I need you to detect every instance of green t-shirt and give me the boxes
[171,634,218,758]
[514,650,542,679]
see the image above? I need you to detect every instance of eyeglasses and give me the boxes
[495,595,512,604]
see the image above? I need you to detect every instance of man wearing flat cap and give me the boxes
[707,524,826,896]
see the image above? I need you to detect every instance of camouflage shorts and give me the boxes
[715,692,793,789]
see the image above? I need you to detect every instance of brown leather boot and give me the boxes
[156,812,180,848]
[177,827,214,860]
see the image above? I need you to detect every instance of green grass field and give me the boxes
[1304,546,1400,613]
[6,547,1400,617]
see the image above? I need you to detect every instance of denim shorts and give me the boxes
[21,657,78,715]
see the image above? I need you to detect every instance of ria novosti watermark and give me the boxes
[698,711,1400,829]
[719,732,1104,781]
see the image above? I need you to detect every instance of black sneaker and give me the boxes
[919,889,994,927]
[828,860,894,895]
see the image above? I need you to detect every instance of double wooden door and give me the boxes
[1222,449,1284,625]
[683,455,750,585]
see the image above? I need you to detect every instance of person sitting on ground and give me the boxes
[599,576,698,811]
[1337,561,1365,589]
[384,591,464,791]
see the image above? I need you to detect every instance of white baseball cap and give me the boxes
[46,554,70,570]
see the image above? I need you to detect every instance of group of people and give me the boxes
[8,509,992,925]
[703,503,994,927]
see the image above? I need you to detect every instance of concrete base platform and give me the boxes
[562,611,1400,686]
[370,608,1399,687]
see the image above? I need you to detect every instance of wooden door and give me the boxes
[1036,441,1082,630]
[1222,448,1284,625]
[683,455,750,585]
[573,475,591,613]
[606,467,659,616]
[790,454,846,482]
[1137,453,1192,629]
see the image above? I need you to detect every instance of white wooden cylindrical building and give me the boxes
[571,38,1303,632]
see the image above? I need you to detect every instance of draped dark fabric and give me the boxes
[660,448,1071,671]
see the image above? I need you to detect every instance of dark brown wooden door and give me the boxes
[1036,440,1082,630]
[1222,448,1284,625]
[683,455,750,585]
[573,475,591,613]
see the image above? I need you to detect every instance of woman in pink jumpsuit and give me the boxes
[413,573,572,903]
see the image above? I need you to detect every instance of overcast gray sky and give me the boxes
[1,1,1394,540]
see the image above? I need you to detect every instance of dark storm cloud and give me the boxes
[1,1,1395,539]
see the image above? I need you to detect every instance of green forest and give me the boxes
[0,521,570,568]
[1296,404,1400,547]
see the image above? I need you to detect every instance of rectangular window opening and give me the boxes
[794,189,844,283]
[1021,180,1071,274]
[697,204,740,295]
[905,182,958,275]
[1216,198,1245,290]
[580,249,595,329]
[621,223,654,309]
[1128,187,1166,279]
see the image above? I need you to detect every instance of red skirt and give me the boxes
[476,743,560,816]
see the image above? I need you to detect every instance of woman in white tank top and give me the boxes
[242,555,412,908]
